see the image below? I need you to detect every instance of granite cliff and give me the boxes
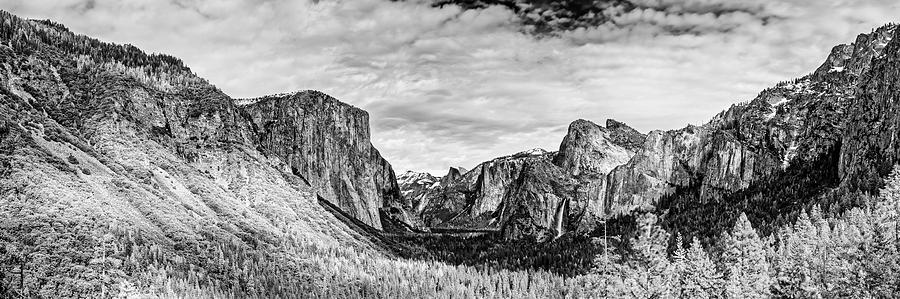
[240,91,406,229]
[839,27,900,192]
[400,119,645,239]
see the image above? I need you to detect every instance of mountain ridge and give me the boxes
[399,23,900,242]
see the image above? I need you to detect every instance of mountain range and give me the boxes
[397,23,900,242]
[3,8,900,298]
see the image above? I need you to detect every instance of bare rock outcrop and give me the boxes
[241,91,405,230]
[499,159,577,240]
[553,119,638,176]
[416,150,551,229]
[839,27,900,192]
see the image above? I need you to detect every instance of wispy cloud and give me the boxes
[6,0,900,174]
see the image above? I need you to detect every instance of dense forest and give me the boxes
[5,165,900,297]
[583,167,900,298]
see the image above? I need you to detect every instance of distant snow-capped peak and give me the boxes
[397,170,438,187]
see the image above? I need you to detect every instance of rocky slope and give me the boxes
[628,25,900,242]
[403,119,645,239]
[839,27,900,192]
[605,25,895,219]
[0,11,410,296]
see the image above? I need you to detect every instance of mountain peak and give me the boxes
[813,23,897,78]
[398,170,438,187]
[568,118,600,131]
[554,118,637,176]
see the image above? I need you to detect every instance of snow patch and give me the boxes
[517,148,549,156]
[397,170,439,187]
[780,78,812,92]
[764,97,788,121]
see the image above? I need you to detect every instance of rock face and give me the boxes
[553,119,638,176]
[603,24,898,218]
[840,27,900,192]
[548,119,644,235]
[499,159,577,240]
[241,92,404,229]
[397,170,440,213]
[404,119,645,239]
[603,123,781,216]
[415,149,553,229]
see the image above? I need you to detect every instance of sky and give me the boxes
[5,0,900,175]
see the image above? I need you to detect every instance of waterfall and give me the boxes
[554,197,569,239]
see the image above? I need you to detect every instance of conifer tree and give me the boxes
[623,214,676,299]
[874,165,900,244]
[777,209,820,298]
[671,234,688,294]
[676,237,721,299]
[722,213,771,299]
[864,166,900,296]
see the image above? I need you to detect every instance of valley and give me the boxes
[3,8,900,299]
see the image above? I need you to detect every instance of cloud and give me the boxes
[4,0,900,175]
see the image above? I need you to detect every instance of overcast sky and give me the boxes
[6,0,900,175]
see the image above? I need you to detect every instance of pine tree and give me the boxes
[622,214,676,299]
[671,234,688,294]
[777,209,821,298]
[722,213,771,299]
[808,205,832,294]
[676,237,721,299]
[874,165,900,245]
[682,237,722,298]
[588,239,631,298]
[864,165,900,297]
